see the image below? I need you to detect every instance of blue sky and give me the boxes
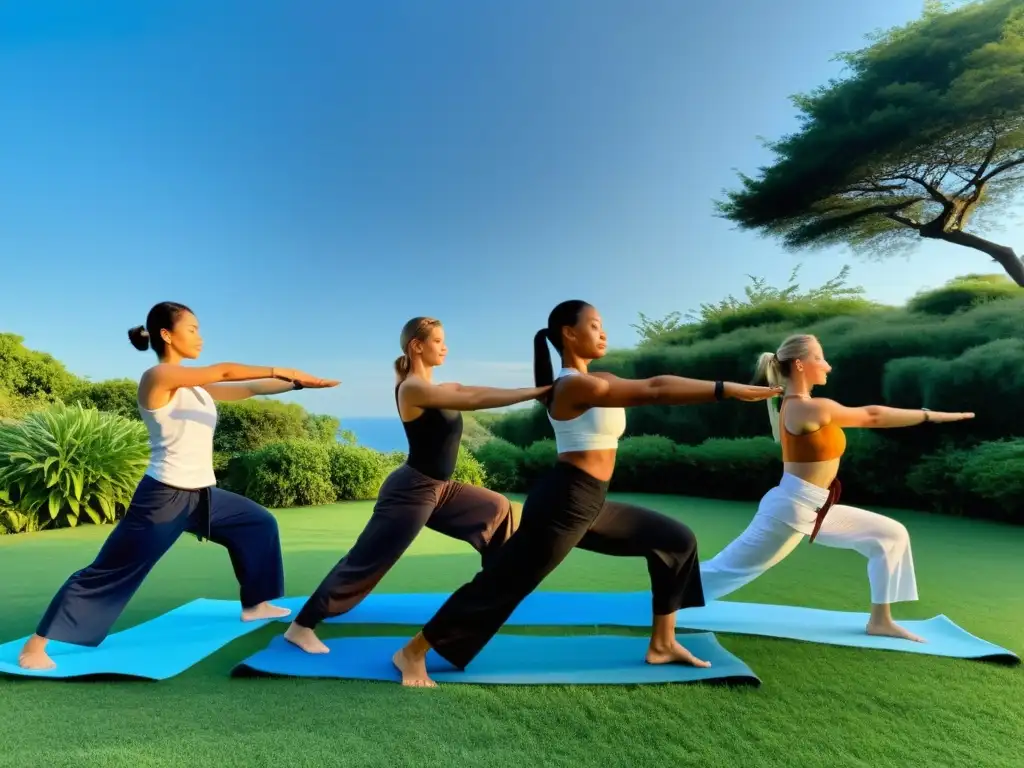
[1,0,1010,417]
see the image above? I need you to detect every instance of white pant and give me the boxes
[700,474,918,606]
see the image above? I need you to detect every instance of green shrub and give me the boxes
[0,388,49,423]
[451,446,487,486]
[381,450,407,473]
[954,440,1024,522]
[907,440,1024,523]
[907,274,1022,316]
[610,435,682,494]
[521,439,558,488]
[329,444,389,500]
[304,413,341,443]
[214,399,323,455]
[472,439,524,493]
[235,439,336,509]
[65,378,139,419]
[0,403,149,532]
[460,413,496,453]
[488,296,1024,449]
[0,333,79,401]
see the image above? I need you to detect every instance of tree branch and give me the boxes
[890,174,950,205]
[933,230,1024,286]
[980,155,1024,184]
[886,212,922,229]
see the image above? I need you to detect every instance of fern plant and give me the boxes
[0,403,150,532]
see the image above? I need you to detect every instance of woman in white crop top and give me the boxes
[19,301,338,671]
[394,300,782,687]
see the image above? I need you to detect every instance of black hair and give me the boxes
[128,302,194,357]
[533,300,592,394]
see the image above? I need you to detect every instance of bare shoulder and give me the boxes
[787,396,835,426]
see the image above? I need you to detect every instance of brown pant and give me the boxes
[295,463,517,629]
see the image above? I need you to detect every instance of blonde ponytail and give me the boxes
[754,334,817,444]
[394,354,411,381]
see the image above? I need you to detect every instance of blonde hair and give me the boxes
[395,317,442,381]
[753,334,817,442]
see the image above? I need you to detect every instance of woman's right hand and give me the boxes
[275,368,340,388]
[724,383,784,402]
[927,410,975,423]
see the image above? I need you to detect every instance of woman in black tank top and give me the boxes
[284,316,551,654]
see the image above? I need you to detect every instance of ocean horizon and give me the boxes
[339,417,408,453]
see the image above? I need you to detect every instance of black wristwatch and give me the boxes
[714,381,725,401]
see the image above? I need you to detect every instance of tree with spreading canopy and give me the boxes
[716,0,1024,284]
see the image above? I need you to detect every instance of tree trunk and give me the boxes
[930,230,1024,287]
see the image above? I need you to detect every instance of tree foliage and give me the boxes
[717,0,1024,283]
[631,264,871,344]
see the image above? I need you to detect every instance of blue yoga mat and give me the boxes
[232,632,760,686]
[0,599,277,680]
[271,592,1019,664]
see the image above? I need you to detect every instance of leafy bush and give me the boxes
[471,439,523,493]
[451,445,487,487]
[234,440,336,509]
[65,378,139,419]
[214,399,324,455]
[0,387,49,423]
[489,296,1024,449]
[460,413,496,453]
[907,440,1024,523]
[0,403,149,532]
[329,444,389,500]
[0,333,78,401]
[907,274,1022,316]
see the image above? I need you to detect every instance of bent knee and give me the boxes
[866,518,910,557]
[661,521,699,557]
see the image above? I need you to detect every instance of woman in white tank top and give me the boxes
[394,300,781,686]
[18,301,338,671]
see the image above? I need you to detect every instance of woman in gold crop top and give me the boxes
[699,334,973,643]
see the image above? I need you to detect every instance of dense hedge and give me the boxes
[489,294,1024,450]
[225,440,488,509]
[470,431,1021,524]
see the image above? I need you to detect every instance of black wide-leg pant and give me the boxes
[422,461,705,669]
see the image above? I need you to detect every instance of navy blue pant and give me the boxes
[36,474,285,647]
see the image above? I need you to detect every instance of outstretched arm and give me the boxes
[567,372,781,408]
[815,399,974,429]
[203,379,307,402]
[402,380,549,412]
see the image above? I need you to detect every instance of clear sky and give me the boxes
[1,0,1011,417]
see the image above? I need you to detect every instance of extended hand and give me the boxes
[725,383,784,402]
[297,375,340,389]
[277,369,340,388]
[930,411,974,423]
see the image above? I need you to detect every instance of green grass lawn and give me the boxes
[2,494,1022,768]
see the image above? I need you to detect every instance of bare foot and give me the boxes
[866,619,926,643]
[392,648,437,688]
[646,639,712,668]
[18,635,56,671]
[283,623,330,654]
[241,602,292,622]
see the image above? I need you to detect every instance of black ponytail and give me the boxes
[534,329,554,390]
[130,301,193,357]
[536,300,593,401]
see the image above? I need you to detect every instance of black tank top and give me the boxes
[396,384,464,481]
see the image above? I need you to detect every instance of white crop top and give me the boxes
[548,368,627,453]
[139,385,218,490]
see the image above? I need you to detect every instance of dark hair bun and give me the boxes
[128,325,151,351]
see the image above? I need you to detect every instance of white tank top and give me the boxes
[139,385,218,489]
[548,368,627,453]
